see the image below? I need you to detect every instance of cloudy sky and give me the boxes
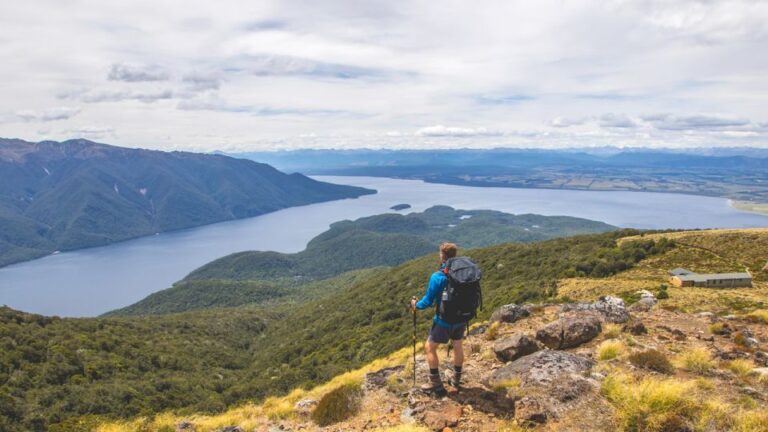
[1,0,767,151]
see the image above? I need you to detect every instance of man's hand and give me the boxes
[410,296,418,313]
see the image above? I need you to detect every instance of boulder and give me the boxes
[514,396,547,424]
[363,365,404,390]
[490,304,530,323]
[560,296,629,323]
[536,316,601,349]
[629,297,656,312]
[494,334,540,362]
[485,350,595,388]
[215,428,244,432]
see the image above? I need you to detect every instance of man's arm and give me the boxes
[415,273,443,310]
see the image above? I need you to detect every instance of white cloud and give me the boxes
[0,0,766,150]
[108,63,169,82]
[416,125,502,137]
[15,106,81,122]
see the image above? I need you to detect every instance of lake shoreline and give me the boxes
[729,200,768,217]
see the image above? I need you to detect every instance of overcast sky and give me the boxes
[1,0,767,151]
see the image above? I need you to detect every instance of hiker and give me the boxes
[410,242,482,394]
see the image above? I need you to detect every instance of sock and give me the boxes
[453,365,462,373]
[429,368,439,375]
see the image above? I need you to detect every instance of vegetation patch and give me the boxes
[746,309,768,324]
[628,349,674,374]
[597,340,626,361]
[601,372,699,431]
[674,347,715,374]
[311,383,363,426]
[726,359,755,378]
[602,323,622,339]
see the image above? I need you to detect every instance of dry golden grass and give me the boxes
[674,347,716,374]
[597,340,626,361]
[746,309,768,324]
[96,346,415,432]
[602,323,622,339]
[726,359,755,378]
[486,321,501,340]
[601,371,768,432]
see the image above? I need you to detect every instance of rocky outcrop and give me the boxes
[490,304,531,323]
[536,316,602,349]
[494,334,540,362]
[560,296,629,323]
[485,350,595,388]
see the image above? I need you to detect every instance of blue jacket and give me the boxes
[415,264,465,328]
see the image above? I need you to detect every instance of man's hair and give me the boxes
[440,242,458,259]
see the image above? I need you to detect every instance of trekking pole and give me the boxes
[411,297,417,387]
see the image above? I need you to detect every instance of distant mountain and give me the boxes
[0,138,374,267]
[108,206,616,316]
[234,148,768,204]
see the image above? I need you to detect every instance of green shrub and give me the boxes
[628,349,674,374]
[311,383,363,426]
[657,284,669,300]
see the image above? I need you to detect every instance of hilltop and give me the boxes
[0,138,373,267]
[88,228,768,432]
[108,206,614,315]
[0,229,676,431]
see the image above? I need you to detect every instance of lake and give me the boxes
[1,176,767,317]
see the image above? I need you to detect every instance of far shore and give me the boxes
[730,200,768,216]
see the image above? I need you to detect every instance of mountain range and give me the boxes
[0,138,373,267]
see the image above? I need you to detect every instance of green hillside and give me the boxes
[0,138,373,267]
[0,230,671,431]
[105,268,382,316]
[184,205,615,282]
[110,206,616,316]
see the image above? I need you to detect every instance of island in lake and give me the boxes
[390,203,411,211]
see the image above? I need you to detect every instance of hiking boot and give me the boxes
[420,372,446,395]
[450,366,463,389]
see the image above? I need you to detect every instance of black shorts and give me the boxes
[428,322,466,344]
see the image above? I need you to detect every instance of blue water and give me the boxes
[1,176,766,317]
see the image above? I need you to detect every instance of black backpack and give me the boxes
[437,256,482,324]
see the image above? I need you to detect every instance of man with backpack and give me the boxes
[410,242,482,395]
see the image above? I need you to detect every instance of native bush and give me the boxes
[310,383,363,426]
[628,349,674,374]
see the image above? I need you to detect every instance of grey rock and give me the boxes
[216,427,244,432]
[490,304,531,323]
[536,316,601,349]
[363,365,404,390]
[629,297,656,312]
[560,296,629,323]
[494,334,540,362]
[485,350,595,388]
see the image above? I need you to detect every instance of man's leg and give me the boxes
[421,326,447,393]
[425,339,440,369]
[450,338,464,387]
